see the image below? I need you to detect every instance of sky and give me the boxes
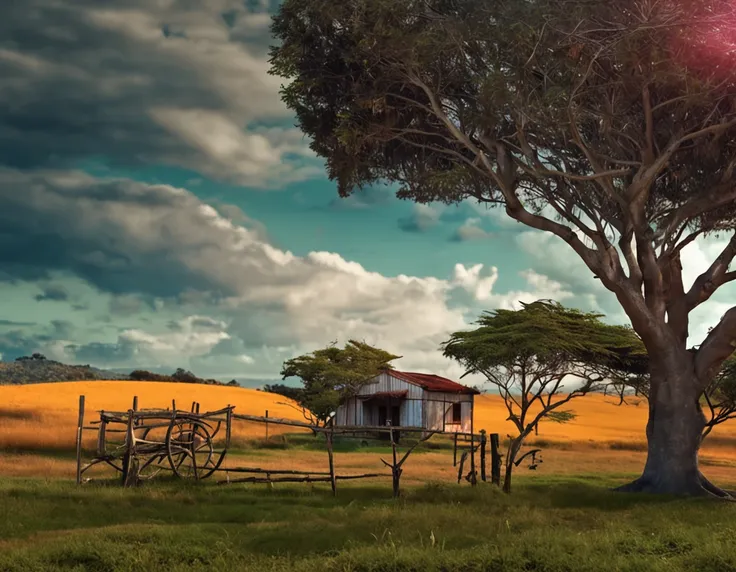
[1,0,734,389]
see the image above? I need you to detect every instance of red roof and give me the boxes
[387,370,479,395]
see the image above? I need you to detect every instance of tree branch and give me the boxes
[654,188,736,249]
[685,234,736,311]
[695,306,736,383]
[407,72,629,291]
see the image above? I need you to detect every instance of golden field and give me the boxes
[0,380,658,451]
[1,380,735,484]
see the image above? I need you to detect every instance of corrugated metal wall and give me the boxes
[423,392,473,433]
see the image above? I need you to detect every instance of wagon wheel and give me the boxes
[135,424,174,480]
[166,418,216,479]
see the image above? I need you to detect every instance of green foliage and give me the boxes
[546,410,577,424]
[128,368,225,386]
[442,300,645,378]
[263,383,305,402]
[280,340,400,425]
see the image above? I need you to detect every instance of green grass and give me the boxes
[1,475,736,571]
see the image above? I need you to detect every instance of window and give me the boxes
[452,403,462,424]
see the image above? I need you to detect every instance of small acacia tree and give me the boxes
[280,340,400,428]
[442,300,644,493]
[270,0,736,496]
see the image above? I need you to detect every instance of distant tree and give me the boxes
[227,379,240,387]
[171,368,198,383]
[129,369,168,382]
[16,353,47,362]
[264,383,305,402]
[442,301,645,493]
[280,340,401,429]
[270,0,736,497]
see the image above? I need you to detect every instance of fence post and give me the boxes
[75,395,85,485]
[480,430,487,482]
[469,401,476,485]
[326,424,337,496]
[490,433,501,486]
[265,409,269,440]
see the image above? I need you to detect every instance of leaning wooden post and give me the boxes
[75,395,85,485]
[490,433,501,486]
[469,401,476,486]
[390,425,400,498]
[326,423,337,496]
[132,396,139,427]
[121,409,137,487]
[453,432,458,467]
[225,405,232,448]
[457,451,467,484]
[479,430,487,482]
[97,410,107,457]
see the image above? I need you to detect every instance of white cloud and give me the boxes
[0,169,573,385]
[398,204,442,232]
[451,217,493,241]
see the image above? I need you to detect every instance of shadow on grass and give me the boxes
[524,479,707,511]
[0,446,77,459]
[0,407,39,421]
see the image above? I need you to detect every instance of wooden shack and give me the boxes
[334,369,479,435]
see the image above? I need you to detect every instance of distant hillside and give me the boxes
[0,354,238,386]
[0,354,129,385]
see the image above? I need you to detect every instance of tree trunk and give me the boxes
[615,350,727,496]
[502,437,522,494]
[502,458,514,494]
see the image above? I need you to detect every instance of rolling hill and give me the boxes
[1,380,733,454]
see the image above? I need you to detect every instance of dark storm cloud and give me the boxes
[70,340,136,364]
[0,169,259,298]
[0,319,36,327]
[0,0,317,186]
[34,284,70,302]
[0,330,43,360]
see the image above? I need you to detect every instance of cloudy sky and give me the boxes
[1,0,733,388]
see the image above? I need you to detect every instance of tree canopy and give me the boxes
[280,340,401,426]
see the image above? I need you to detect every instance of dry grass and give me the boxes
[1,380,735,483]
[0,381,310,451]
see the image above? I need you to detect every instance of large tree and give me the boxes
[280,340,400,427]
[442,300,645,493]
[608,354,736,445]
[270,0,736,495]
